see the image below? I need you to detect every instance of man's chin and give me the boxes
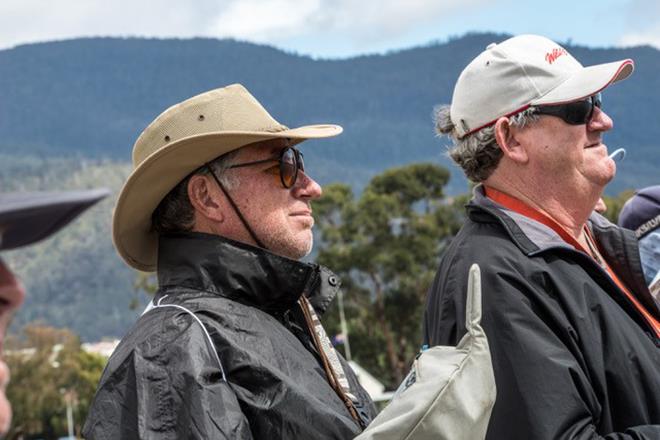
[266,233,313,260]
[300,238,314,259]
[602,167,616,185]
[290,236,314,260]
[590,160,616,187]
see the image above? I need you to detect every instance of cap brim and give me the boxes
[113,124,342,271]
[533,59,634,105]
[0,188,110,250]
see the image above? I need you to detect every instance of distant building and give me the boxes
[81,339,120,358]
[348,361,394,402]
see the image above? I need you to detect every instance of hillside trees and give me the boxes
[312,163,465,388]
[5,325,106,439]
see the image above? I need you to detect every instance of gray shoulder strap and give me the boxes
[465,263,483,333]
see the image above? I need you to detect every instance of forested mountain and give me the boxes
[1,33,658,341]
[1,33,658,191]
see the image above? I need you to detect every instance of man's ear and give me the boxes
[188,174,225,223]
[494,117,528,164]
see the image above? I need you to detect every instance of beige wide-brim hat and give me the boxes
[113,83,342,271]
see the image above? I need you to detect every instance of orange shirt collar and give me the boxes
[483,185,660,338]
[483,185,584,250]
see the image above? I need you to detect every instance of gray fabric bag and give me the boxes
[355,264,496,440]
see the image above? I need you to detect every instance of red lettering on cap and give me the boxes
[545,47,568,64]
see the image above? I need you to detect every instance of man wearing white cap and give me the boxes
[0,189,108,435]
[424,35,660,438]
[83,84,375,439]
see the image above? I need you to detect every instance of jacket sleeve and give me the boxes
[83,309,253,440]
[424,263,660,440]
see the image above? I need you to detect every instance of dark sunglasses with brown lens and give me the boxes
[228,146,304,188]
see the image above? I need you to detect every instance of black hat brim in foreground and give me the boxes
[0,188,109,251]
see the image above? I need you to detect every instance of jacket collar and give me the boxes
[156,231,340,315]
[469,185,630,256]
[468,185,660,318]
[468,185,571,254]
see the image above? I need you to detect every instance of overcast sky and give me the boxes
[1,0,659,57]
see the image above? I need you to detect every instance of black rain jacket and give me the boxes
[83,232,376,439]
[424,187,660,439]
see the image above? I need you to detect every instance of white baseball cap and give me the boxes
[450,34,634,138]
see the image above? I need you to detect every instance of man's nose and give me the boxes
[292,171,322,200]
[588,106,613,132]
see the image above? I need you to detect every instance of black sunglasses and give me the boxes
[228,146,305,188]
[533,93,602,125]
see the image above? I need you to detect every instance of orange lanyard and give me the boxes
[485,186,660,338]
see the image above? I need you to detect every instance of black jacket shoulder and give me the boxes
[424,194,660,439]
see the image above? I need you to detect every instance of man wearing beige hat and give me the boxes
[424,35,660,438]
[83,84,375,439]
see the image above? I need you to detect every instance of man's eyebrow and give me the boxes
[266,141,288,154]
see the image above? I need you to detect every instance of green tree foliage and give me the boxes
[313,163,465,388]
[5,325,106,439]
[601,189,636,224]
[132,271,158,309]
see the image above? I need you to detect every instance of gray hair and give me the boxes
[434,106,539,182]
[151,150,240,234]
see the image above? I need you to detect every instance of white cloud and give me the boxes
[619,30,660,48]
[0,0,487,54]
[314,0,474,41]
[206,0,487,51]
[618,0,660,49]
[212,0,321,41]
[0,0,226,48]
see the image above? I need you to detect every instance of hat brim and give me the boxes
[113,124,342,271]
[0,189,109,251]
[532,59,634,106]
